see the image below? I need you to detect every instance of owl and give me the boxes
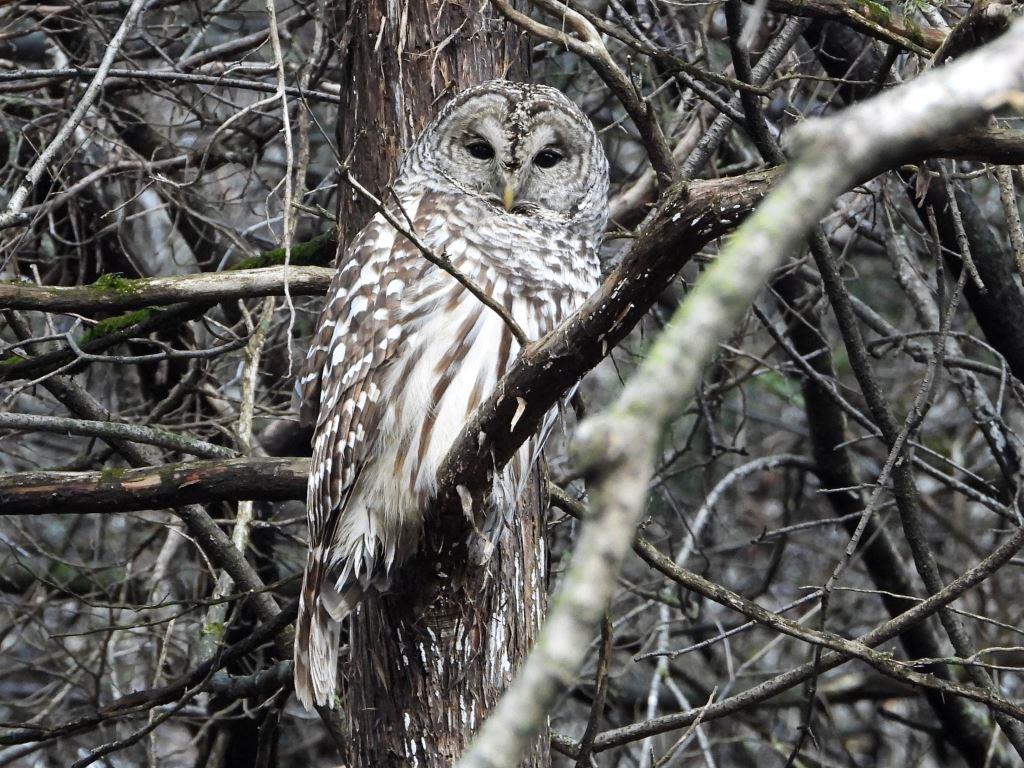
[293,80,609,709]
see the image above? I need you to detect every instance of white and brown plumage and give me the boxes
[293,80,609,709]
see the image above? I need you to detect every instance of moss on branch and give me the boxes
[232,230,337,270]
[0,232,337,381]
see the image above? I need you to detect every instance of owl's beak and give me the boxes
[502,183,516,212]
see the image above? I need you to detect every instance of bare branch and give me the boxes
[762,0,946,53]
[0,67,342,104]
[0,412,235,459]
[0,457,307,515]
[552,478,1024,755]
[0,266,333,314]
[0,0,151,229]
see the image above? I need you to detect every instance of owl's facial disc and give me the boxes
[432,87,603,219]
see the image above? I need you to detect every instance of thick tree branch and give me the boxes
[0,457,307,515]
[0,266,333,314]
[0,233,336,382]
[925,124,1024,165]
[932,0,1015,63]
[207,660,295,701]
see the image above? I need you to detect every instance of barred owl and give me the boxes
[294,80,609,709]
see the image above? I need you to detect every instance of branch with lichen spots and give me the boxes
[0,230,337,314]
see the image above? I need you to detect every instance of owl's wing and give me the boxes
[296,242,357,430]
[299,213,430,540]
[295,209,431,711]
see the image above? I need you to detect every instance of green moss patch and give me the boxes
[232,230,337,271]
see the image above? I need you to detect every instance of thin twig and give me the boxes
[0,412,235,459]
[995,164,1024,282]
[0,67,342,104]
[573,612,613,768]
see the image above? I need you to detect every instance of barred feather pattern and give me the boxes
[293,81,608,709]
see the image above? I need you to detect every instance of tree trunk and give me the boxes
[330,4,545,766]
[344,478,549,767]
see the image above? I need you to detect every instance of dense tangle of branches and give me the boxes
[1,0,1024,766]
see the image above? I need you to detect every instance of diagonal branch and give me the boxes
[762,0,946,54]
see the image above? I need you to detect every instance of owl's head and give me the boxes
[409,81,609,226]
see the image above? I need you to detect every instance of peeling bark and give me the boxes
[344,478,548,767]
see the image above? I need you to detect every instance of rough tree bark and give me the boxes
[327,3,543,766]
[334,0,526,245]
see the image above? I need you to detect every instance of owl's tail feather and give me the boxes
[293,563,363,710]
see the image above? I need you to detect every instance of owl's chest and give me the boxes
[389,267,531,413]
[371,283,515,498]
[411,192,599,300]
[365,195,597,495]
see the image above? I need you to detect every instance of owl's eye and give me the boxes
[534,149,563,168]
[466,141,495,160]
